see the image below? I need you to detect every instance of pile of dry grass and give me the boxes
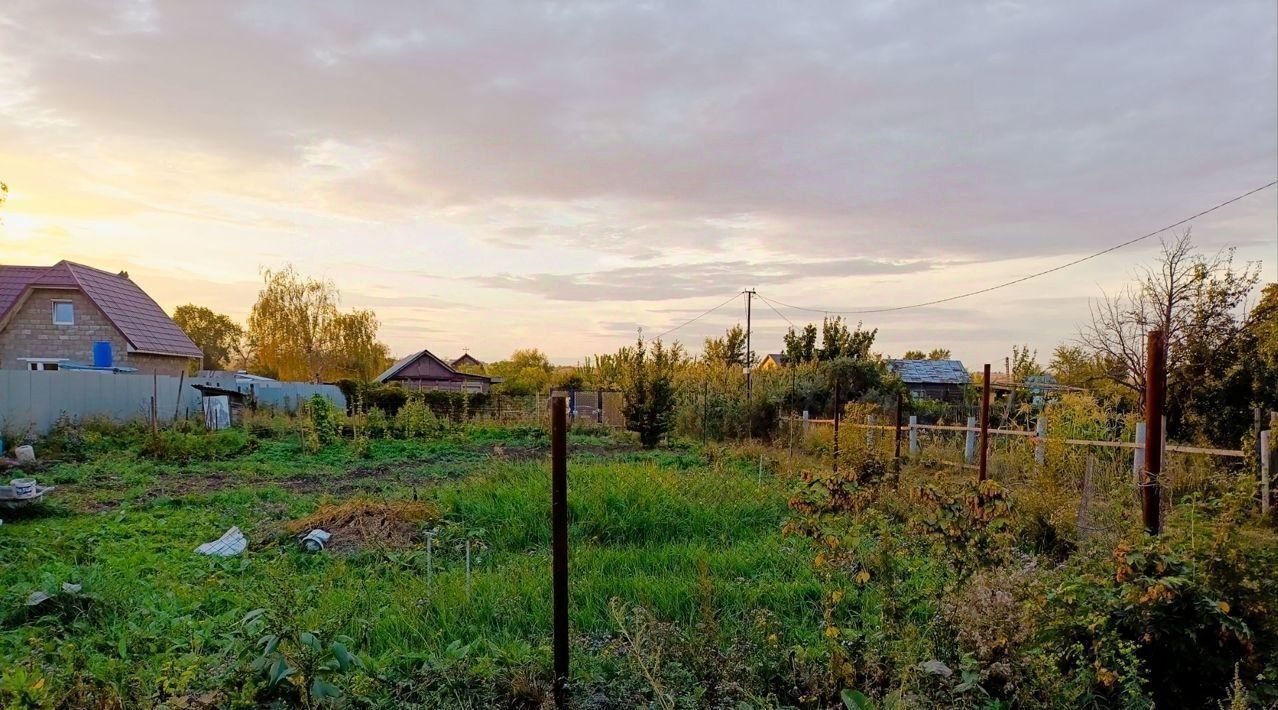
[284,498,440,552]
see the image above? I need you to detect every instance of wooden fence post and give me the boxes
[550,397,569,705]
[908,415,919,457]
[1141,330,1165,536]
[865,415,875,448]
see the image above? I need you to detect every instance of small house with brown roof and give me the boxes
[450,353,485,371]
[377,349,493,393]
[0,261,201,376]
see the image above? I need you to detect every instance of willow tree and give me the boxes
[246,265,390,383]
[329,309,391,382]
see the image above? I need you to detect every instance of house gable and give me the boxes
[0,261,200,360]
[0,287,189,376]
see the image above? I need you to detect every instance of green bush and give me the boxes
[140,429,256,462]
[307,395,341,446]
[395,400,442,439]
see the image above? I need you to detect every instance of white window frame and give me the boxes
[52,299,74,325]
[20,357,69,372]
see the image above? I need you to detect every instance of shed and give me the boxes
[191,384,247,429]
[887,359,971,402]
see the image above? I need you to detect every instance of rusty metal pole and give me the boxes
[550,397,569,705]
[1142,330,1165,536]
[978,364,991,482]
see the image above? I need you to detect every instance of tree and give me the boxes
[703,325,750,367]
[1048,345,1123,393]
[619,338,684,447]
[245,264,391,382]
[550,367,585,391]
[783,323,818,364]
[900,348,951,360]
[488,349,554,395]
[817,317,876,361]
[1078,232,1259,408]
[173,304,244,370]
[578,354,623,390]
[1243,284,1278,416]
[1010,344,1044,382]
[247,266,340,381]
[328,310,391,382]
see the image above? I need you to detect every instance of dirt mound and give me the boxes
[284,499,440,552]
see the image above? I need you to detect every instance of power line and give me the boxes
[754,292,795,328]
[653,292,742,339]
[764,179,1278,316]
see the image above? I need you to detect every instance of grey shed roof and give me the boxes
[887,359,971,385]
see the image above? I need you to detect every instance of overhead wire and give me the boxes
[652,292,742,339]
[754,292,796,328]
[761,179,1277,316]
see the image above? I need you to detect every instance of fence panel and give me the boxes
[0,371,346,436]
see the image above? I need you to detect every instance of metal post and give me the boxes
[550,396,570,705]
[1034,415,1046,466]
[979,364,991,482]
[865,415,875,448]
[425,532,434,590]
[1255,407,1263,468]
[1142,330,1165,536]
[893,393,904,464]
[908,415,919,456]
[964,417,977,464]
[701,380,709,444]
[1260,429,1270,515]
[1132,422,1146,492]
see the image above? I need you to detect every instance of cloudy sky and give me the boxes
[2,1,1275,366]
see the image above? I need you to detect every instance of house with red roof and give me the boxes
[0,261,201,376]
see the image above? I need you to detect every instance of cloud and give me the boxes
[1,0,1272,263]
[0,1,1274,367]
[475,257,936,301]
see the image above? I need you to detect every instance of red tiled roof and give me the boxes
[0,261,201,359]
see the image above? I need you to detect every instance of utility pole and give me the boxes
[744,288,756,437]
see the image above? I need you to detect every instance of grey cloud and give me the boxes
[475,257,935,301]
[1,0,1272,263]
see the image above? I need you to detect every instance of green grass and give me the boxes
[0,425,821,707]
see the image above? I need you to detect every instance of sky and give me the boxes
[1,0,1275,368]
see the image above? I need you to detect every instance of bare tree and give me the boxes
[1078,230,1259,407]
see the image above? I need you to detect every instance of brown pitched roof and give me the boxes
[377,348,492,384]
[0,260,201,359]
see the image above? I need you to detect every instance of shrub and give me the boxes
[140,429,255,462]
[365,408,390,438]
[307,394,341,446]
[395,400,442,439]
